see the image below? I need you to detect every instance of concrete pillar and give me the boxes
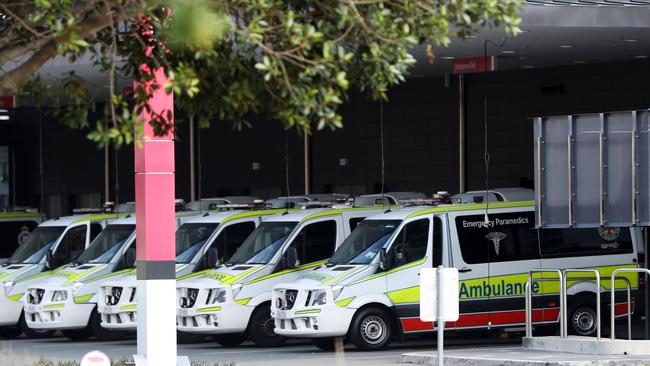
[133,65,178,366]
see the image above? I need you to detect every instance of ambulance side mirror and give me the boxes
[283,247,298,270]
[45,249,56,270]
[378,248,388,271]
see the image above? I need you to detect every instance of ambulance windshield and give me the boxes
[76,224,135,264]
[226,222,297,265]
[175,223,219,263]
[328,220,401,265]
[7,226,66,264]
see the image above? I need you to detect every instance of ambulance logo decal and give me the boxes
[486,231,507,256]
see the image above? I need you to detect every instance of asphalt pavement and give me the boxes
[0,331,519,366]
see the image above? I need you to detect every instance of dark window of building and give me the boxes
[291,220,337,265]
[212,221,256,262]
[0,220,39,258]
[540,227,633,258]
[455,212,539,264]
[389,218,430,267]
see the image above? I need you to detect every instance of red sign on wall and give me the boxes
[452,56,496,74]
[0,95,15,109]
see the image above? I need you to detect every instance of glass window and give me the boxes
[54,225,87,264]
[455,212,539,264]
[540,227,633,258]
[227,222,297,265]
[7,226,65,264]
[0,146,9,210]
[349,217,365,232]
[388,218,429,267]
[175,223,219,263]
[329,220,401,265]
[290,220,337,265]
[75,224,135,264]
[0,220,39,258]
[90,223,103,242]
[210,221,256,264]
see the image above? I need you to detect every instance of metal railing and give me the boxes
[611,268,649,341]
[526,269,565,338]
[562,269,601,340]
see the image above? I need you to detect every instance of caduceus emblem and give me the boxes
[485,231,507,256]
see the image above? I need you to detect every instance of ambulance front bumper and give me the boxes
[23,287,94,330]
[176,285,252,334]
[272,284,353,338]
[98,283,138,330]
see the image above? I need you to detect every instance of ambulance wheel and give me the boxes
[349,307,392,351]
[89,308,122,341]
[215,334,246,347]
[248,306,286,347]
[19,313,54,338]
[312,337,336,351]
[568,299,598,336]
[62,329,91,341]
[0,325,22,339]
[177,331,207,344]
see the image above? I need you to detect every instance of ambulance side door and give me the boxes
[448,210,491,329]
[384,216,433,332]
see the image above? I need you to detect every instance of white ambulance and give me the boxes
[97,208,285,331]
[272,198,639,350]
[0,212,123,339]
[176,205,392,347]
[22,211,198,340]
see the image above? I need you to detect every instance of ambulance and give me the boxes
[97,207,285,332]
[272,192,639,350]
[22,210,198,340]
[0,211,124,338]
[176,204,394,347]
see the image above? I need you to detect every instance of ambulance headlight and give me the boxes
[311,290,327,306]
[231,284,243,299]
[71,282,83,294]
[2,281,15,294]
[52,291,68,302]
[210,288,227,304]
[332,285,343,300]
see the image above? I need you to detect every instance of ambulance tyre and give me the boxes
[89,308,122,341]
[0,325,22,339]
[349,307,392,351]
[19,313,54,338]
[567,297,598,337]
[215,334,246,347]
[312,337,337,351]
[62,329,91,341]
[248,305,286,347]
[177,331,207,344]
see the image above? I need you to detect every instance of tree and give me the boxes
[0,0,523,145]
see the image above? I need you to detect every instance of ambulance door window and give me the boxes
[56,225,88,264]
[388,218,429,268]
[349,217,365,232]
[290,220,337,265]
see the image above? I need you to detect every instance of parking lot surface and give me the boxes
[0,333,519,365]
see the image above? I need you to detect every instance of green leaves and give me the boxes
[10,0,523,145]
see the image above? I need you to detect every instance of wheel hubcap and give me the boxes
[360,315,386,345]
[572,308,596,335]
